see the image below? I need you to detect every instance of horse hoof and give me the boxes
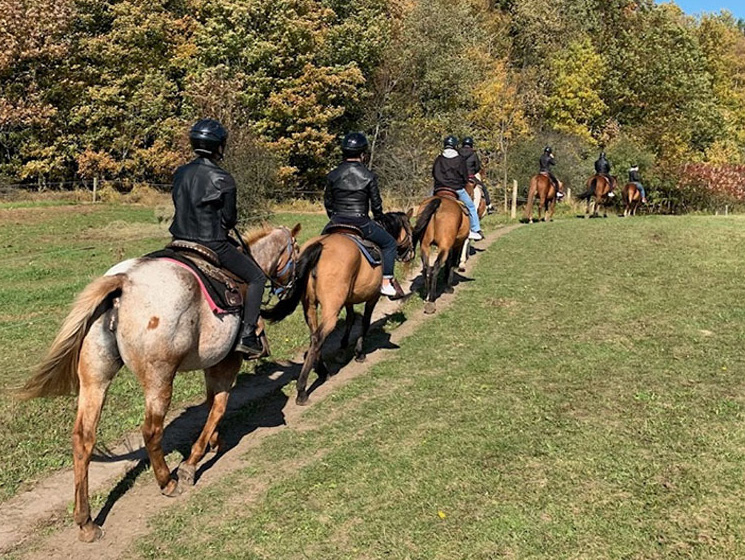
[444,286,454,294]
[178,463,196,487]
[458,266,466,272]
[161,478,182,497]
[355,354,366,363]
[296,394,309,406]
[79,523,104,543]
[424,302,436,314]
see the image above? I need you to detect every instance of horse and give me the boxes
[413,192,470,315]
[262,212,414,406]
[465,180,487,220]
[579,174,617,218]
[524,172,563,223]
[622,182,642,217]
[17,224,301,543]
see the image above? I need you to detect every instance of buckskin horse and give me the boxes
[524,172,563,223]
[18,224,301,543]
[262,211,414,406]
[622,182,642,217]
[579,174,617,218]
[413,190,470,315]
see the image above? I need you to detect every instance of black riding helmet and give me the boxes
[189,119,228,158]
[443,135,458,149]
[462,136,474,148]
[341,132,369,158]
[544,146,552,153]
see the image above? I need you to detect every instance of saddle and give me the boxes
[433,187,470,217]
[145,241,244,315]
[321,223,382,267]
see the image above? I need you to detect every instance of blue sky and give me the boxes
[664,0,745,19]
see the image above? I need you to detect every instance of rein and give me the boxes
[265,227,298,302]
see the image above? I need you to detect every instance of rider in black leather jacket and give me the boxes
[458,137,494,214]
[324,132,404,299]
[170,119,266,358]
[539,146,563,198]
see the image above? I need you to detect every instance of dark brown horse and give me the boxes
[17,225,301,542]
[413,193,470,314]
[262,212,414,406]
[622,182,642,217]
[580,174,617,218]
[525,173,563,223]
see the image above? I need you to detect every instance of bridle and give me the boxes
[395,218,415,263]
[266,226,299,301]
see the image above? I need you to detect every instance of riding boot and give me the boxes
[235,323,263,358]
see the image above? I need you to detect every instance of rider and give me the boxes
[170,118,266,358]
[324,132,405,300]
[539,146,563,199]
[459,136,494,214]
[628,164,647,203]
[594,151,615,198]
[433,135,483,241]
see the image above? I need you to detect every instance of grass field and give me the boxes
[114,214,745,559]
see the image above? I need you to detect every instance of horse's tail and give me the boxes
[413,198,442,246]
[525,176,537,218]
[17,274,125,400]
[262,241,323,323]
[578,177,594,201]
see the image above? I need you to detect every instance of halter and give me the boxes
[265,227,299,301]
[394,216,415,263]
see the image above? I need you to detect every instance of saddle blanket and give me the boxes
[145,248,243,316]
[321,223,382,267]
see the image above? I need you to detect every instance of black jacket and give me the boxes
[170,157,237,242]
[458,146,481,177]
[324,161,383,219]
[539,153,555,173]
[629,168,641,182]
[595,157,611,174]
[433,150,468,190]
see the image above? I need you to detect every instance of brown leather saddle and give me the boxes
[146,240,245,314]
[322,223,382,266]
[433,187,469,216]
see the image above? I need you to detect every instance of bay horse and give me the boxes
[579,174,616,218]
[18,224,301,543]
[525,172,563,223]
[413,192,470,315]
[622,182,642,217]
[262,212,414,406]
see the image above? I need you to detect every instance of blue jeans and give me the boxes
[634,182,646,199]
[456,188,481,232]
[330,216,397,276]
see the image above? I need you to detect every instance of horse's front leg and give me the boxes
[355,296,380,362]
[340,304,355,349]
[178,353,242,487]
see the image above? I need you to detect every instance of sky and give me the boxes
[664,0,745,19]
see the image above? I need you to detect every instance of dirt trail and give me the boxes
[5,224,521,560]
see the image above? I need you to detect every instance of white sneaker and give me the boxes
[468,231,483,241]
[380,283,397,296]
[607,192,615,198]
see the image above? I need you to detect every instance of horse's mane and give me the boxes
[376,211,406,237]
[242,224,274,246]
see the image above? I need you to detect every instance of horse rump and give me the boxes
[413,198,443,246]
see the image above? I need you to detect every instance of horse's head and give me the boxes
[376,210,415,263]
[241,223,302,299]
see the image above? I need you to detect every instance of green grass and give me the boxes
[123,215,745,559]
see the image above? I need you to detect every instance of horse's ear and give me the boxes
[291,223,302,237]
[406,208,413,219]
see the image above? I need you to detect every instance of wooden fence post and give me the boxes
[511,180,517,219]
[567,187,572,204]
[92,177,98,203]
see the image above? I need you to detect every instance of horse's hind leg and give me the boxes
[73,331,121,542]
[178,353,242,486]
[458,239,469,272]
[297,303,340,405]
[138,364,179,496]
[443,249,456,294]
[355,296,379,362]
[547,199,556,221]
[340,304,355,349]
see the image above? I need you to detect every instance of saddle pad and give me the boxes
[323,223,364,236]
[145,248,243,315]
[327,234,382,267]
